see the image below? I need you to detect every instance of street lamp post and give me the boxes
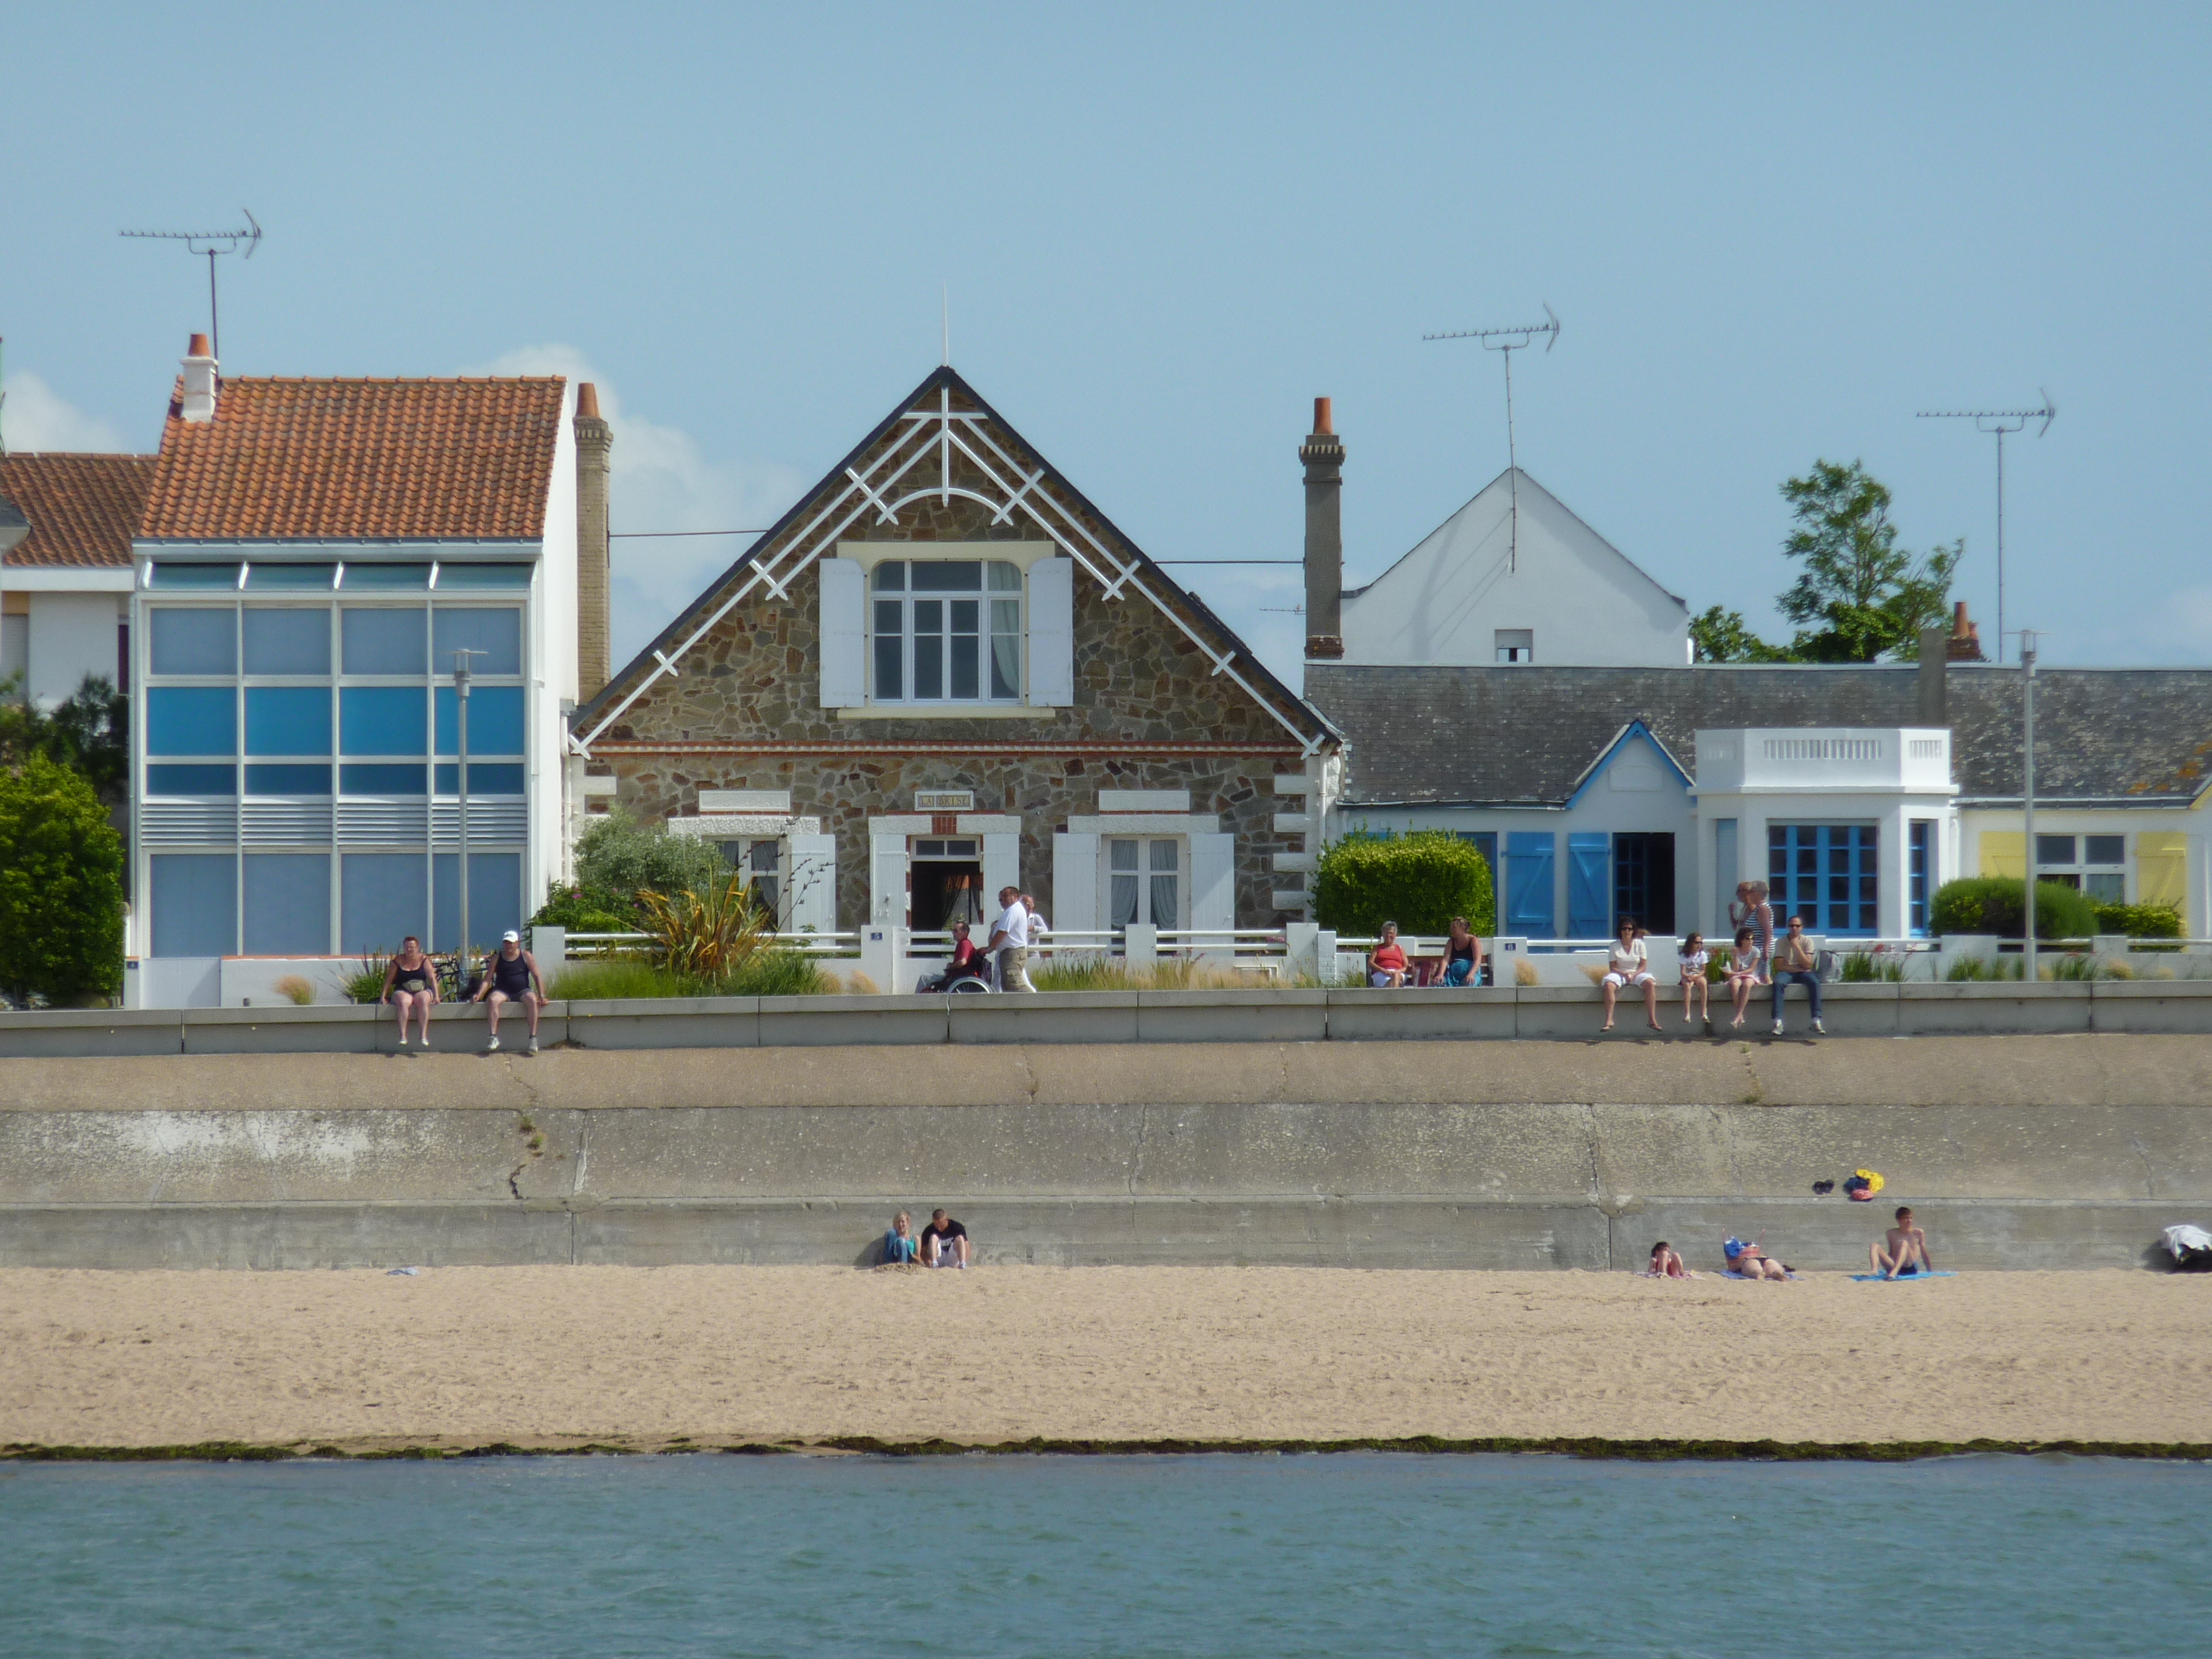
[450,648,487,971]
[2021,631,2039,984]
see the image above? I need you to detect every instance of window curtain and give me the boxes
[1148,839,1179,929]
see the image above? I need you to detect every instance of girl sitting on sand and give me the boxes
[1646,1241,1689,1278]
[1723,928,1763,1028]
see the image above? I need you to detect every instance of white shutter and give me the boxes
[1189,831,1236,954]
[1025,555,1074,706]
[982,832,1022,911]
[818,557,865,709]
[870,833,910,925]
[786,832,837,933]
[1053,832,1099,937]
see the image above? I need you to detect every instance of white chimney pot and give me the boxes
[180,333,218,424]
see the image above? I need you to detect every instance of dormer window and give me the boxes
[1495,628,1533,664]
[870,560,1022,702]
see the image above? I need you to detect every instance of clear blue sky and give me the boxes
[7,3,2207,679]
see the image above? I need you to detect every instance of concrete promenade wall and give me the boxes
[7,979,2212,1061]
[2,1035,2207,1273]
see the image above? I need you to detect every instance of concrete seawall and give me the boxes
[3,1035,2207,1272]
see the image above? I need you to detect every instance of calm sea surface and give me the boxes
[1,1453,2205,1657]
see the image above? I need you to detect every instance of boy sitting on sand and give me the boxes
[1871,1206,1934,1279]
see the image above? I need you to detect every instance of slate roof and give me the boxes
[1306,663,2212,808]
[140,378,566,541]
[0,454,158,568]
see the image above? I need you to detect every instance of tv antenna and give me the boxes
[120,210,262,363]
[1917,391,2054,665]
[1424,304,1560,572]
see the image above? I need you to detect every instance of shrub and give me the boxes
[1944,954,2021,982]
[572,809,726,911]
[1841,951,1905,982]
[1313,830,1496,937]
[529,882,638,934]
[343,954,390,1004]
[636,870,772,981]
[549,950,828,1000]
[2093,900,2182,939]
[0,754,126,1006]
[1929,876,2099,941]
[272,975,316,1006]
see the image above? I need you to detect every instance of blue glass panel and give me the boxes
[341,608,426,674]
[341,563,432,589]
[243,854,331,955]
[243,608,330,674]
[434,563,532,589]
[435,763,526,796]
[151,854,236,957]
[432,607,522,675]
[435,685,525,754]
[246,686,331,756]
[341,853,428,955]
[339,686,427,755]
[149,609,236,675]
[246,764,332,795]
[147,764,236,796]
[340,763,427,796]
[244,564,337,590]
[432,851,524,954]
[147,687,236,756]
[150,564,240,589]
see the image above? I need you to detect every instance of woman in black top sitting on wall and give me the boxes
[1441,917,1484,987]
[380,935,439,1053]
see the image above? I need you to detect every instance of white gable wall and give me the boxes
[1339,469,1688,668]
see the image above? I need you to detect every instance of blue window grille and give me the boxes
[1769,823,1880,936]
[1908,821,1933,936]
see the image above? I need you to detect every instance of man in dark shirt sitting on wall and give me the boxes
[922,1208,970,1269]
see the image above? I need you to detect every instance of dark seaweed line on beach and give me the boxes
[6,1436,2211,1465]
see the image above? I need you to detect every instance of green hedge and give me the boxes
[1929,876,2100,940]
[1313,830,1495,937]
[2092,900,2183,939]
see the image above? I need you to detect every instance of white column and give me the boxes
[1880,804,1912,939]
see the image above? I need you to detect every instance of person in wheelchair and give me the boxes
[923,919,992,993]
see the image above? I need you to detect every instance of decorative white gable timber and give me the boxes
[574,370,1333,757]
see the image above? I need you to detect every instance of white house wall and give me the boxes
[532,398,580,917]
[1339,471,1689,669]
[26,589,124,705]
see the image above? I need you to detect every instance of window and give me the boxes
[147,687,236,755]
[1495,629,1533,664]
[432,607,523,676]
[340,563,432,590]
[246,687,332,756]
[340,686,427,755]
[718,839,783,918]
[870,560,1022,702]
[247,763,332,795]
[243,854,330,955]
[1109,837,1179,929]
[435,563,532,589]
[341,853,428,955]
[341,763,427,795]
[148,764,236,795]
[342,608,427,675]
[434,685,525,754]
[1909,821,1934,936]
[434,763,525,796]
[149,563,240,589]
[244,564,337,591]
[244,609,330,674]
[1768,823,1879,936]
[2037,833,2127,903]
[150,853,237,957]
[150,609,236,675]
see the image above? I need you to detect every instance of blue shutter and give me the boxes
[1504,832,1555,934]
[1567,832,1612,938]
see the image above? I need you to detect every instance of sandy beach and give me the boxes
[4,1265,2207,1453]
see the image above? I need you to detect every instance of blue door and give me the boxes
[1567,833,1612,937]
[1504,832,1555,934]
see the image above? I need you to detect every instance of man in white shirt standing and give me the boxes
[989,885,1034,992]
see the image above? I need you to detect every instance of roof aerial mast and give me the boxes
[121,210,263,363]
[1424,304,1560,572]
[1917,391,2055,665]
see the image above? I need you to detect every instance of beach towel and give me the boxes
[1721,1269,1797,1280]
[1850,1270,1957,1282]
[1636,1270,1700,1279]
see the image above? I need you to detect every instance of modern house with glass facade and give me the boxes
[125,338,582,1007]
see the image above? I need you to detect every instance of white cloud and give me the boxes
[470,345,805,663]
[1,370,127,452]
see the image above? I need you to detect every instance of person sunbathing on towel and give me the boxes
[1871,1206,1934,1279]
[1724,1236,1789,1280]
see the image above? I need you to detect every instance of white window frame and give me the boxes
[866,557,1024,706]
[1101,834,1187,931]
[717,835,787,924]
[2036,831,2128,905]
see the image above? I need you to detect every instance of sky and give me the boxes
[5,2,2208,680]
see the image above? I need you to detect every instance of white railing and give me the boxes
[560,930,860,959]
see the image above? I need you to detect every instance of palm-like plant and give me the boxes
[634,870,773,985]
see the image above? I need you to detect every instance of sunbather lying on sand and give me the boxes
[1724,1236,1790,1280]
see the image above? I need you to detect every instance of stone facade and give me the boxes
[575,369,1335,931]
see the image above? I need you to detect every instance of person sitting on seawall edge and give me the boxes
[1600,914,1661,1032]
[1872,1206,1935,1279]
[988,886,1035,993]
[1369,921,1410,988]
[1730,880,1775,982]
[1678,931,1711,1029]
[472,930,548,1055]
[1769,913,1826,1037]
[381,934,439,1052]
[1723,927,1763,1029]
[1723,1236,1791,1281]
[883,1211,920,1265]
[921,1208,970,1269]
[1441,916,1484,987]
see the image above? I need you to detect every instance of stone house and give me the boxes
[568,367,1340,943]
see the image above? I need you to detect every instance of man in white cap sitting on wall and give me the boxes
[472,930,549,1054]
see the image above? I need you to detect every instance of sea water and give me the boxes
[2,1453,2205,1657]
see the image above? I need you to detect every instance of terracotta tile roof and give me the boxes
[0,453,158,568]
[141,377,566,540]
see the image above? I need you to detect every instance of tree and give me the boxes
[1775,460,1961,663]
[0,672,129,806]
[0,753,126,1005]
[1690,605,1790,663]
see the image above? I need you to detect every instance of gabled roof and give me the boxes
[140,377,566,541]
[575,364,1338,751]
[0,454,158,568]
[1560,720,1693,809]
[1307,663,2212,807]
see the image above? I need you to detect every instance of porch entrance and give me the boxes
[1613,832,1676,935]
[911,837,986,931]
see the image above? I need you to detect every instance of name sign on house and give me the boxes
[914,790,976,812]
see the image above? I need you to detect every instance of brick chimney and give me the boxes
[180,333,218,424]
[1945,600,1985,663]
[574,382,614,700]
[1301,397,1344,660]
